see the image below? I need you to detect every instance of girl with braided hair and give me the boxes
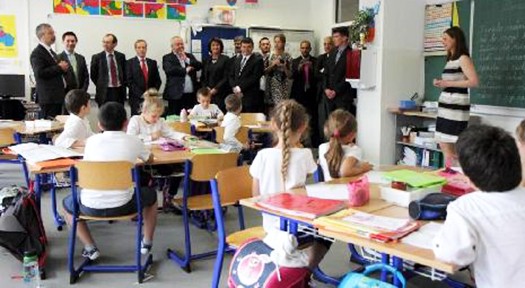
[319,109,373,181]
[250,99,329,270]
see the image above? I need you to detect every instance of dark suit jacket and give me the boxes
[323,46,356,109]
[228,54,264,109]
[126,57,162,100]
[58,51,89,93]
[162,52,202,100]
[202,54,230,96]
[315,53,329,85]
[291,55,317,109]
[30,44,66,104]
[90,50,126,104]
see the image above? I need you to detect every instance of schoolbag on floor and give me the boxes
[0,186,47,262]
[339,263,406,288]
[228,238,311,288]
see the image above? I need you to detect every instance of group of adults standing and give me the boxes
[30,23,358,146]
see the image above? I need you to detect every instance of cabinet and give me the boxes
[389,108,443,168]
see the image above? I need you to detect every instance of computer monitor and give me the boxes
[0,74,25,98]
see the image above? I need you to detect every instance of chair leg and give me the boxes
[167,201,192,273]
[68,217,80,284]
[212,241,226,288]
[50,177,65,230]
[136,213,143,283]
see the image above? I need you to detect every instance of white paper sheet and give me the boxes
[401,222,443,250]
[305,183,348,200]
[365,170,390,185]
[191,39,202,53]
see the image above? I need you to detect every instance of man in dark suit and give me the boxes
[30,23,69,118]
[90,34,126,107]
[162,36,202,115]
[58,31,89,95]
[229,37,264,113]
[322,26,356,118]
[291,40,318,145]
[126,39,161,115]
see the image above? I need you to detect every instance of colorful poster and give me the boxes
[76,0,100,15]
[226,0,237,6]
[0,15,18,58]
[124,2,144,17]
[101,0,123,16]
[145,3,167,19]
[167,4,186,20]
[179,0,197,4]
[54,0,76,14]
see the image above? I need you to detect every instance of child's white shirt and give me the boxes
[250,147,317,232]
[432,187,525,288]
[318,142,363,181]
[127,115,186,142]
[54,114,94,148]
[221,112,242,148]
[81,131,151,209]
[189,103,224,119]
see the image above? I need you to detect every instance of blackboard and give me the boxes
[470,0,525,108]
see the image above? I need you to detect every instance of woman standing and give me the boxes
[265,34,292,109]
[202,38,230,112]
[433,26,478,167]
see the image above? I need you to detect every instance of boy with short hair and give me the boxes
[55,89,94,148]
[62,102,158,260]
[433,124,525,288]
[220,94,247,152]
[189,87,224,119]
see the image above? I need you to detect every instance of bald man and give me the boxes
[162,36,202,115]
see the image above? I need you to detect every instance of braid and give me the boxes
[281,103,292,184]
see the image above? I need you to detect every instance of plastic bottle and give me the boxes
[180,109,188,123]
[22,250,41,287]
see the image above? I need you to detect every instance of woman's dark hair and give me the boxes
[208,37,224,54]
[444,26,469,61]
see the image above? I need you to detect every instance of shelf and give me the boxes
[396,141,442,153]
[388,108,437,119]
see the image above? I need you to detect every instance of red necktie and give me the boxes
[140,58,148,88]
[109,54,118,87]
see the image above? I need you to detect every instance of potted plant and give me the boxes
[350,4,380,46]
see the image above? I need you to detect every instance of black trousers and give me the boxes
[100,87,126,107]
[167,93,197,116]
[129,97,143,116]
[39,103,63,119]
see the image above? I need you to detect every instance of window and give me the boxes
[336,0,359,23]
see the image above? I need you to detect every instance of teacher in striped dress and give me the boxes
[433,26,478,167]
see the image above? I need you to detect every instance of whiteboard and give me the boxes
[248,27,315,59]
[47,13,190,94]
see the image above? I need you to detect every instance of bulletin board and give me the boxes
[189,25,246,62]
[247,26,315,58]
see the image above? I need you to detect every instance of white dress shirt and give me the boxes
[126,115,186,142]
[54,114,94,148]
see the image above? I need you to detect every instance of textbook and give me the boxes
[9,143,82,164]
[314,209,420,243]
[256,193,346,220]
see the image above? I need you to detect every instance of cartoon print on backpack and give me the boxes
[234,251,272,286]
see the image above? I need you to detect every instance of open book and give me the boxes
[9,143,83,165]
[256,193,346,220]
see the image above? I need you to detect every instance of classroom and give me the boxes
[1,0,525,287]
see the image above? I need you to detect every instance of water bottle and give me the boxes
[180,109,188,123]
[23,250,41,287]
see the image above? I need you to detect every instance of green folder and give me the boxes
[190,148,226,155]
[383,169,446,188]
[165,114,181,121]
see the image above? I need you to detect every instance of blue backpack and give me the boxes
[339,263,406,288]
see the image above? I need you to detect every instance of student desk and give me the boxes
[0,120,65,143]
[193,121,273,134]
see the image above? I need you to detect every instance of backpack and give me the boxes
[338,263,406,288]
[228,238,311,288]
[0,186,47,265]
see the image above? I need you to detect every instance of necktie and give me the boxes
[140,58,148,88]
[239,56,247,75]
[49,48,58,60]
[69,53,78,84]
[303,60,310,91]
[335,49,343,64]
[109,54,118,87]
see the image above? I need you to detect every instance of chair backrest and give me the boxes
[190,153,238,182]
[213,126,250,144]
[55,115,69,124]
[0,128,16,147]
[239,113,266,126]
[167,121,192,135]
[216,165,252,205]
[75,161,134,190]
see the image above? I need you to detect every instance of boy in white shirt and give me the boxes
[220,94,249,152]
[433,124,525,288]
[55,89,94,148]
[189,87,224,120]
[62,102,158,260]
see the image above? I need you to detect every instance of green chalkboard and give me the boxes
[470,0,525,108]
[424,0,471,102]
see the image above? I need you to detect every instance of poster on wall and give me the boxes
[54,0,76,14]
[76,0,100,15]
[167,4,186,20]
[0,15,18,58]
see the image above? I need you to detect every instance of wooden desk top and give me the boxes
[194,121,273,134]
[1,120,65,135]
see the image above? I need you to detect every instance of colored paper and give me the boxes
[76,0,100,15]
[0,15,18,58]
[101,0,123,16]
[124,2,144,17]
[145,3,167,19]
[179,0,197,4]
[167,4,186,20]
[256,193,346,220]
[54,0,76,14]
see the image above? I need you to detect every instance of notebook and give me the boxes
[383,170,446,188]
[256,193,346,220]
[9,143,83,164]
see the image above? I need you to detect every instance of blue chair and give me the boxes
[313,164,325,183]
[167,152,239,273]
[210,165,265,288]
[67,161,152,284]
[0,127,29,187]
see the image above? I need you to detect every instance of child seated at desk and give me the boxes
[250,99,330,270]
[189,87,224,120]
[516,120,525,186]
[220,94,250,152]
[127,89,186,142]
[62,102,158,260]
[319,109,373,181]
[433,124,525,287]
[54,89,94,148]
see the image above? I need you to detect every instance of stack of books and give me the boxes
[256,193,346,220]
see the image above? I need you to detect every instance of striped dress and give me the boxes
[435,58,470,143]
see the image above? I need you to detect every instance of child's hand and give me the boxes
[360,161,374,172]
[151,131,161,141]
